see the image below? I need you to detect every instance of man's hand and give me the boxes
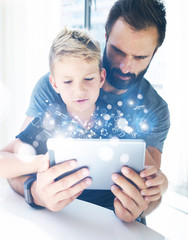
[140,165,168,202]
[31,159,92,212]
[111,167,148,222]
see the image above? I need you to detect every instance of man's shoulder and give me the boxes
[141,78,168,107]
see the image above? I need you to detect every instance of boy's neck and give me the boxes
[67,105,96,129]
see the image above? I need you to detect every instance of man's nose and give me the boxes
[119,56,133,74]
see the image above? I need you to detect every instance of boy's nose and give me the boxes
[74,82,86,96]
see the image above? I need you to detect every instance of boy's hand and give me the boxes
[31,159,92,212]
[140,165,167,202]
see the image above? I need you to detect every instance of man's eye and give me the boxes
[85,78,94,81]
[135,56,146,60]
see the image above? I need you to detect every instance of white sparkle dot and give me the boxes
[137,94,143,99]
[144,109,148,113]
[140,122,149,131]
[110,137,120,146]
[33,141,39,148]
[117,101,123,107]
[103,114,111,121]
[107,104,112,110]
[98,146,114,161]
[128,99,134,106]
[120,153,130,164]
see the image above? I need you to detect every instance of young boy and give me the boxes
[0,28,105,178]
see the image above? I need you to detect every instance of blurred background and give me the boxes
[0,0,188,238]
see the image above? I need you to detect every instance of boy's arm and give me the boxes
[6,116,35,196]
[0,139,46,178]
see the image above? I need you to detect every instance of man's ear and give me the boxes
[99,68,106,88]
[49,75,60,93]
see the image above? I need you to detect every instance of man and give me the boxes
[7,0,170,223]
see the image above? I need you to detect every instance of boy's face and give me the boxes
[104,18,158,92]
[50,56,105,118]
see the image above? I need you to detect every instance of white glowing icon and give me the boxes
[103,114,111,121]
[107,104,112,110]
[137,94,143,99]
[117,101,123,107]
[117,118,128,129]
[123,126,133,134]
[98,146,114,161]
[120,153,130,164]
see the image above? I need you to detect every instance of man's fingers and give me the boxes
[121,167,147,190]
[113,198,135,223]
[111,185,139,213]
[140,165,158,178]
[141,186,160,197]
[111,173,148,209]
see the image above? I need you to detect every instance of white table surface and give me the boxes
[0,180,167,240]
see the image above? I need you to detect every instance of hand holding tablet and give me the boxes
[47,138,146,190]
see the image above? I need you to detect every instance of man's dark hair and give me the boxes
[105,0,166,47]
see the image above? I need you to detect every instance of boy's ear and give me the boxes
[100,68,106,88]
[49,75,60,94]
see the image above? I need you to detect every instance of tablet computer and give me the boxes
[47,138,146,190]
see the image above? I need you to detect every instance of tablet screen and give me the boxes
[47,138,145,190]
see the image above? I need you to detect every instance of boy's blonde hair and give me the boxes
[49,28,102,75]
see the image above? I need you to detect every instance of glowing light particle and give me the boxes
[117,118,128,130]
[124,126,133,134]
[107,104,112,110]
[120,153,130,164]
[98,146,114,161]
[117,101,123,107]
[140,122,149,131]
[68,125,74,131]
[128,99,134,106]
[33,141,39,148]
[137,94,143,99]
[110,137,120,146]
[103,114,111,121]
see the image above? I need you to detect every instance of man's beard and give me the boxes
[102,47,149,90]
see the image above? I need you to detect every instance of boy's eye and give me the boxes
[64,80,72,84]
[85,77,94,81]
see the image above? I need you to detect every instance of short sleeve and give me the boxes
[26,73,63,117]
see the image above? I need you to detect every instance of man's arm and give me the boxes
[111,146,168,222]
